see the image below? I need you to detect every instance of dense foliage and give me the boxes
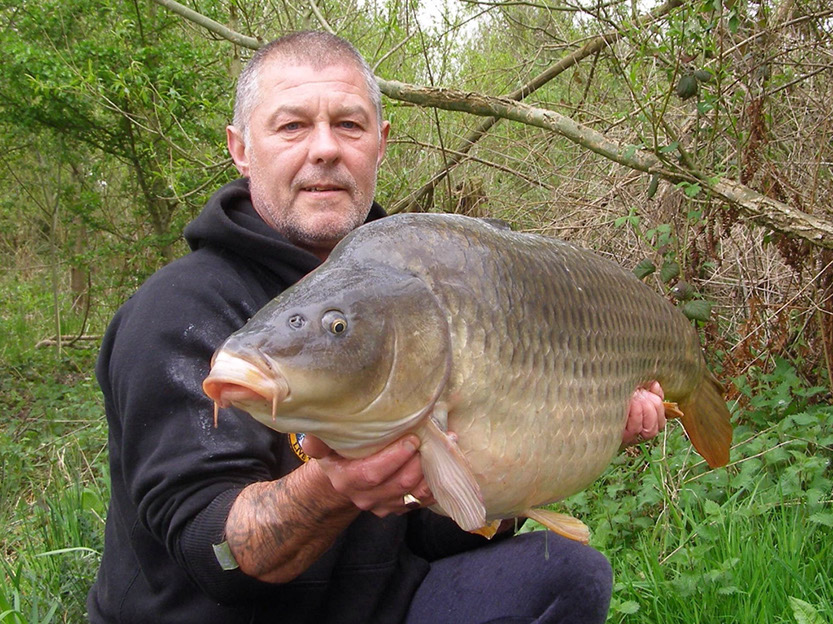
[1,0,830,621]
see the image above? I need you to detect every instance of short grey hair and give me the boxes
[232,31,383,144]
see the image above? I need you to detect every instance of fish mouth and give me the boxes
[203,350,290,425]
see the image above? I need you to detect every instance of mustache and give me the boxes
[292,168,356,193]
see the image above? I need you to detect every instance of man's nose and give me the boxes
[308,124,341,163]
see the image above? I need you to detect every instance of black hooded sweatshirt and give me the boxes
[87,179,493,623]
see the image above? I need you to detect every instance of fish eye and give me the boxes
[322,310,348,335]
[288,314,306,329]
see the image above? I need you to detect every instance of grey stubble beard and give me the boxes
[248,163,377,252]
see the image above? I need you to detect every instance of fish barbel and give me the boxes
[203,214,732,541]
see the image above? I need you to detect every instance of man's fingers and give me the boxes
[300,434,332,459]
[624,392,646,439]
[646,380,664,399]
[351,435,421,489]
[310,434,426,514]
[352,453,431,515]
[302,433,438,516]
[395,478,437,514]
[623,383,667,445]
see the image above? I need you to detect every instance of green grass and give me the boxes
[1,345,106,624]
[608,501,833,622]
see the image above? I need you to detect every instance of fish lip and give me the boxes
[203,350,291,409]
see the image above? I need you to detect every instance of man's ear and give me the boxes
[377,121,391,167]
[227,126,250,176]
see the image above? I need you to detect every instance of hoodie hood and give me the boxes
[184,178,386,286]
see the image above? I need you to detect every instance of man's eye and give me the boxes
[280,122,302,132]
[339,121,359,130]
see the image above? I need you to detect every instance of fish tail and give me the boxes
[677,369,733,468]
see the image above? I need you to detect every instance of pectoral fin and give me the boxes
[419,413,486,531]
[525,508,590,544]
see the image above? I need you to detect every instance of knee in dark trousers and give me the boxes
[406,531,613,624]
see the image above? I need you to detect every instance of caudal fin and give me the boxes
[678,370,733,468]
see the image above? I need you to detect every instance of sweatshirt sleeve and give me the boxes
[405,509,520,562]
[99,255,292,603]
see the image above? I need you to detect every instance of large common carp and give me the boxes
[203,213,732,540]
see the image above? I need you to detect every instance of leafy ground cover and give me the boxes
[600,371,833,622]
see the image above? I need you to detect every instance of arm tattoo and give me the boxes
[225,461,359,582]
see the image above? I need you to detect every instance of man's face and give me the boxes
[228,59,389,259]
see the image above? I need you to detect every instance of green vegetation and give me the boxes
[1,347,105,623]
[1,0,831,621]
[590,363,833,622]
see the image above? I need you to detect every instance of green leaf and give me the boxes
[617,601,640,614]
[676,75,699,100]
[670,281,695,301]
[614,212,640,229]
[682,299,713,321]
[683,183,702,197]
[697,99,715,114]
[788,597,825,624]
[703,499,722,516]
[647,173,660,198]
[808,513,833,528]
[694,68,713,83]
[659,141,679,154]
[660,260,680,283]
[633,259,656,279]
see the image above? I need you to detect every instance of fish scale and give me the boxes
[203,213,733,540]
[434,230,635,514]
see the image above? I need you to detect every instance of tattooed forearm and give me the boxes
[225,460,360,583]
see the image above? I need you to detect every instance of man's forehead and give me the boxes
[262,54,366,86]
[256,60,375,115]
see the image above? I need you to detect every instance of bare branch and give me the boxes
[151,0,261,49]
[390,0,687,212]
[390,138,555,190]
[378,79,833,248]
[308,0,336,35]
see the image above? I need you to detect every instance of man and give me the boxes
[87,31,665,623]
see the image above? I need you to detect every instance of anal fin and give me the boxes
[469,519,502,540]
[419,410,486,531]
[525,508,590,544]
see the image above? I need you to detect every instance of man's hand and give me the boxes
[303,434,437,516]
[226,434,439,585]
[622,381,666,446]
